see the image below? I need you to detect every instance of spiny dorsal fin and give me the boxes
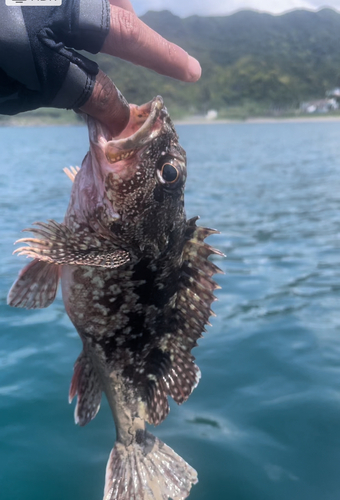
[145,217,223,425]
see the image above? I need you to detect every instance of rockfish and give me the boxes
[8,97,222,500]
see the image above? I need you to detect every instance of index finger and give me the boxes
[108,0,135,13]
[101,6,201,83]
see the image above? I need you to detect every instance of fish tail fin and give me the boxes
[104,430,197,500]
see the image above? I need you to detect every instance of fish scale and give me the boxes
[8,96,222,500]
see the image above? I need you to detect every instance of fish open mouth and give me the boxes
[87,96,168,165]
[105,96,167,163]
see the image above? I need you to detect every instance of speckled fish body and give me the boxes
[8,97,222,500]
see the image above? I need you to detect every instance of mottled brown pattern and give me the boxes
[9,98,222,500]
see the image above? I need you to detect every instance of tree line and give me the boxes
[93,8,340,116]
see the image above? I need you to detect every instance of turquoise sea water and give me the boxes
[1,121,340,500]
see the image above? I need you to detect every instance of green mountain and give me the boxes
[3,7,340,125]
[93,8,340,116]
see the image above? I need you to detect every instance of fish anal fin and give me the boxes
[13,220,130,269]
[69,351,102,426]
[104,431,197,500]
[7,259,60,309]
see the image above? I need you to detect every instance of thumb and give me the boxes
[79,70,130,137]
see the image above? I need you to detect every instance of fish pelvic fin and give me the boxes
[104,430,197,500]
[63,166,80,182]
[69,351,102,426]
[13,220,130,268]
[7,259,60,309]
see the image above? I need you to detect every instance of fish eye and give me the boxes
[161,163,179,183]
[156,155,184,189]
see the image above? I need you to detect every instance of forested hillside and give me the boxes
[3,7,340,124]
[93,8,340,115]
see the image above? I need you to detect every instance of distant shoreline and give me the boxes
[3,114,340,128]
[175,115,340,125]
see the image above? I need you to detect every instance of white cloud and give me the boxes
[133,0,340,17]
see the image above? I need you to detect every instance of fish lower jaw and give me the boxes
[105,148,136,164]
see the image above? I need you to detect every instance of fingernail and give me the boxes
[188,56,202,82]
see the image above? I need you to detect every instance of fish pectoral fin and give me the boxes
[7,259,60,309]
[104,431,197,500]
[69,351,102,426]
[13,220,130,268]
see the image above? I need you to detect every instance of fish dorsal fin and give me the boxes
[7,259,60,309]
[145,217,223,425]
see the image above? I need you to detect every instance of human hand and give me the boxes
[80,0,201,136]
[0,0,201,135]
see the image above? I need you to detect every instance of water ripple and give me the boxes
[2,123,340,500]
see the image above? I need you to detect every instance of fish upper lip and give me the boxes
[104,96,166,163]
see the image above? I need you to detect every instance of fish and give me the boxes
[8,96,223,500]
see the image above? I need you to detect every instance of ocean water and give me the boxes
[1,120,340,500]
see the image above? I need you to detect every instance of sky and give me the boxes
[133,0,340,17]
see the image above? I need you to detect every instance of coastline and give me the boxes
[175,115,340,125]
[3,114,340,128]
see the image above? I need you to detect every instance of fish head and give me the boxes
[84,96,187,257]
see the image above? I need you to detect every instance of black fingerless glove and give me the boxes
[0,0,110,115]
